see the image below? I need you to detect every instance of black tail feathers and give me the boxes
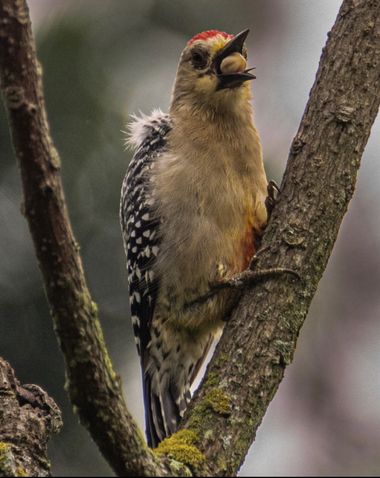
[144,372,190,448]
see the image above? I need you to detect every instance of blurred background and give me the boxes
[1,0,379,475]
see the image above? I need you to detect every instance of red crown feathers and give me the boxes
[188,30,233,46]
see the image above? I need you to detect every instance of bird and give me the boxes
[120,28,269,448]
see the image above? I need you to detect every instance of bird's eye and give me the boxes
[191,49,209,69]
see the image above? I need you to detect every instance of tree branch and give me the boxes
[0,357,62,477]
[178,0,380,475]
[0,1,166,476]
[0,0,379,476]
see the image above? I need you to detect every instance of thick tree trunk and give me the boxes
[179,0,380,475]
[0,357,62,477]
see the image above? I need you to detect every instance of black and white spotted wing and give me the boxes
[120,113,171,359]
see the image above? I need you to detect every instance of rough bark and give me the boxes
[179,0,380,475]
[0,357,62,477]
[0,0,379,476]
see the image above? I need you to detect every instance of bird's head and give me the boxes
[171,29,255,114]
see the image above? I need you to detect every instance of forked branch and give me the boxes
[0,0,379,476]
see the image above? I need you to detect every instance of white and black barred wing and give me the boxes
[120,111,170,354]
[120,111,171,446]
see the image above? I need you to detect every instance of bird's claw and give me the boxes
[186,265,300,310]
[265,180,281,217]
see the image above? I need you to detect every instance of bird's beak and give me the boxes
[214,29,256,90]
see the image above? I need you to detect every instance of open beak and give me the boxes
[214,29,256,90]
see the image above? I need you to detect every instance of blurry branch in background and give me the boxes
[0,0,379,477]
[0,356,62,477]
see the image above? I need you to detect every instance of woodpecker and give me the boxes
[120,29,269,447]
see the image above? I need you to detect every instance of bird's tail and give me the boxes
[143,335,213,448]
[143,368,190,448]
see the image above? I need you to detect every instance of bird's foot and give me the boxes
[211,266,300,293]
[248,244,270,269]
[185,262,300,310]
[265,180,281,218]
